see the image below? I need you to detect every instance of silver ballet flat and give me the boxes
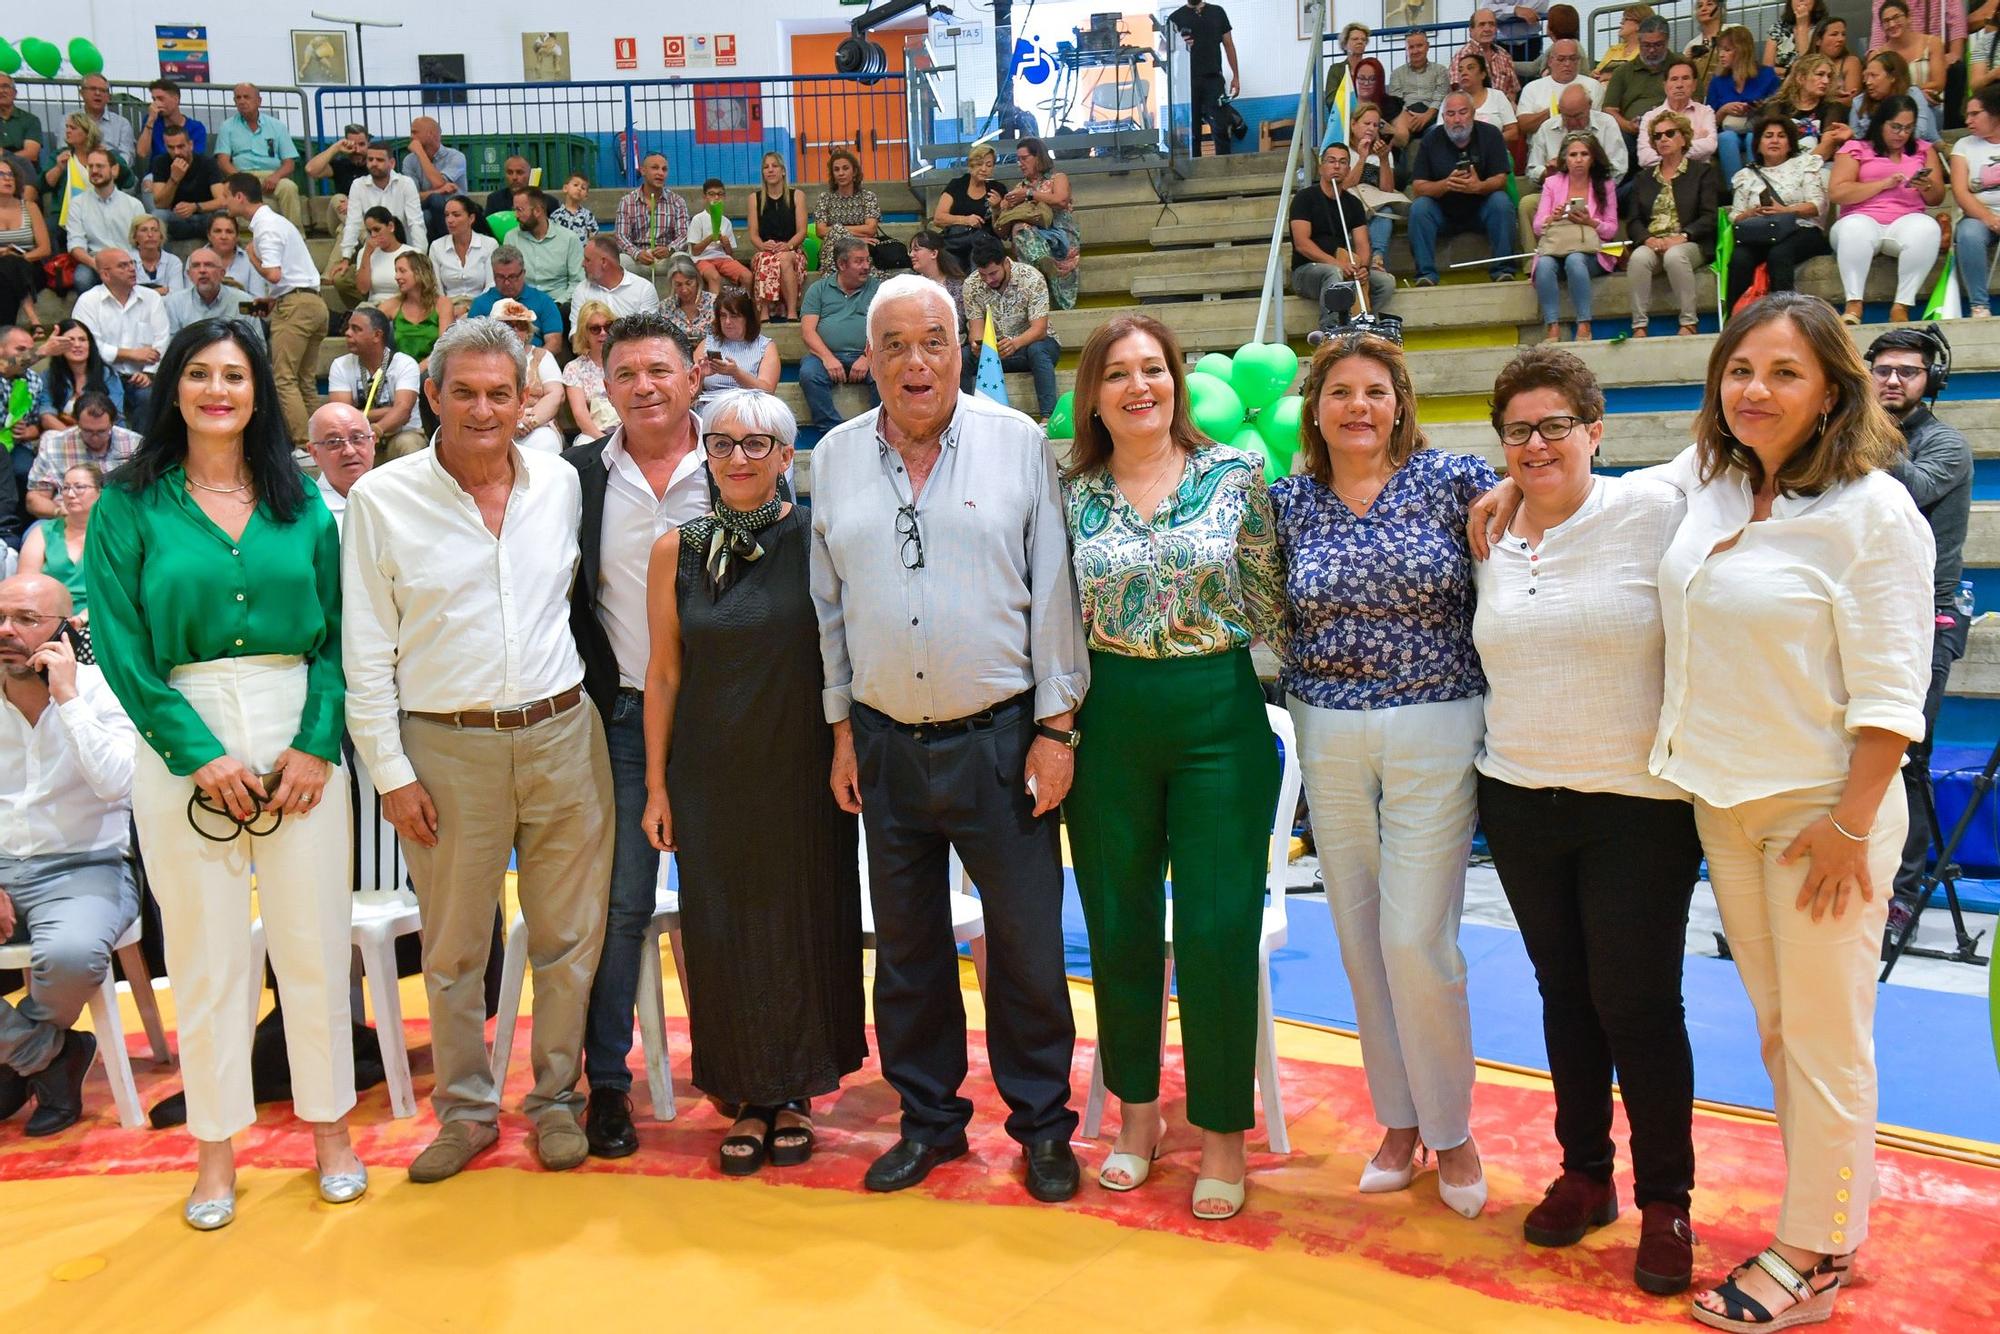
[184,1192,237,1231]
[319,1164,369,1205]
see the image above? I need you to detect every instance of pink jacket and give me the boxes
[1532,180,1622,278]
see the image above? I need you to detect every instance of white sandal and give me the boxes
[1096,1145,1159,1192]
[1192,1176,1246,1221]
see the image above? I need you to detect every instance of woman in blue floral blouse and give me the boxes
[1061,315,1285,1222]
[1271,332,1496,1220]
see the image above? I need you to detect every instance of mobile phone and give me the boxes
[34,620,86,684]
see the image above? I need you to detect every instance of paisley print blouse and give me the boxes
[1063,445,1285,659]
[1271,448,1498,710]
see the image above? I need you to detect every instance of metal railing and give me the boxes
[1582,0,1793,65]
[1256,0,1331,346]
[9,76,312,165]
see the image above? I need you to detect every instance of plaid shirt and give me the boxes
[615,187,689,256]
[961,260,1053,344]
[1456,38,1521,100]
[27,425,142,494]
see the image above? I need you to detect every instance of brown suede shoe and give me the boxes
[1635,1201,1697,1295]
[532,1106,590,1172]
[408,1120,500,1184]
[1523,1170,1618,1247]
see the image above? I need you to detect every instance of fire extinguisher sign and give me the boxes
[614,37,638,71]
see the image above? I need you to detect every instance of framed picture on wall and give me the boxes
[522,32,571,83]
[291,30,349,85]
[419,53,470,106]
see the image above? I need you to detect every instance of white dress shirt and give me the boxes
[247,204,322,298]
[597,427,710,688]
[1526,109,1631,184]
[1,667,137,858]
[571,270,662,319]
[1474,476,1688,800]
[341,447,587,793]
[341,173,427,253]
[1519,74,1605,120]
[219,248,269,298]
[315,474,349,534]
[71,284,170,369]
[428,232,498,299]
[1650,468,1934,808]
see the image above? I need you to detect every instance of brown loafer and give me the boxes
[1523,1170,1618,1247]
[532,1106,590,1172]
[408,1120,500,1184]
[1636,1200,1697,1295]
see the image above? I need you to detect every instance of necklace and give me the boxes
[1115,445,1183,515]
[185,475,251,496]
[1333,478,1384,507]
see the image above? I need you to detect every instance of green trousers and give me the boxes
[1066,648,1280,1133]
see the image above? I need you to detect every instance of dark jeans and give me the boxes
[960,335,1061,417]
[850,697,1078,1147]
[1192,73,1233,156]
[1725,227,1833,310]
[582,688,659,1091]
[799,351,877,430]
[1895,612,1968,907]
[1477,776,1704,1209]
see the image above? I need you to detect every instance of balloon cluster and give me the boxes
[0,38,107,79]
[1046,341,1305,482]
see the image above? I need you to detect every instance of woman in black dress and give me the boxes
[640,387,865,1175]
[930,143,1000,270]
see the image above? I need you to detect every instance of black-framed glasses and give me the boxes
[1498,415,1588,446]
[702,432,780,460]
[895,503,925,570]
[185,772,287,843]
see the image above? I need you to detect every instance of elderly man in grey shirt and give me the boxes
[810,273,1088,1203]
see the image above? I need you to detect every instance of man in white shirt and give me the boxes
[0,573,139,1138]
[71,249,169,427]
[333,144,426,268]
[164,248,256,337]
[229,173,328,448]
[65,149,146,295]
[306,402,377,533]
[77,75,137,165]
[342,317,613,1185]
[1520,83,1631,239]
[328,307,426,460]
[1637,60,1719,167]
[571,236,661,320]
[1518,39,1603,138]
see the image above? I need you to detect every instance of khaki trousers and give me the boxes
[1693,777,1905,1254]
[399,698,613,1124]
[379,428,429,461]
[267,289,328,447]
[1627,240,1703,330]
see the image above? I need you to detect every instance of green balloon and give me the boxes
[1194,352,1234,383]
[1046,391,1075,440]
[1186,371,1246,442]
[21,38,62,79]
[0,40,20,75]
[67,38,104,77]
[803,220,822,271]
[486,210,519,243]
[1230,341,1301,412]
[1226,424,1285,482]
[1255,395,1305,462]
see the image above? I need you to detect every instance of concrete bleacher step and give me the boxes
[1950,621,2000,698]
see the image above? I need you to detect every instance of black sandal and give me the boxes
[768,1098,815,1168]
[719,1106,776,1177]
[1691,1247,1844,1331]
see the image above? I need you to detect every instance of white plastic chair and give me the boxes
[0,917,169,1131]
[1081,703,1305,1154]
[857,838,988,994]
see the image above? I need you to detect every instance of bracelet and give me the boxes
[1827,815,1870,843]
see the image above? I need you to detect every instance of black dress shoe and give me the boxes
[0,1064,28,1120]
[25,1030,96,1138]
[584,1086,640,1159]
[864,1134,969,1192]
[1023,1139,1080,1203]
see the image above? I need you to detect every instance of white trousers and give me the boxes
[1694,777,1904,1254]
[130,656,355,1142]
[1830,213,1941,306]
[1289,693,1483,1149]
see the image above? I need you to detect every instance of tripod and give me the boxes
[1880,735,1996,982]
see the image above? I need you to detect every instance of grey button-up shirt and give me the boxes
[810,391,1088,726]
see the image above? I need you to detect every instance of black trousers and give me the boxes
[1725,227,1833,310]
[1477,776,1703,1209]
[851,699,1078,1147]
[1191,74,1233,156]
[1895,612,1968,906]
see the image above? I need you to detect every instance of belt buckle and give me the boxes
[494,705,528,730]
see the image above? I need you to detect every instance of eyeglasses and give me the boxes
[57,482,100,494]
[1498,415,1588,446]
[702,432,780,459]
[1869,363,1928,381]
[310,431,375,451]
[0,610,51,630]
[895,503,925,570]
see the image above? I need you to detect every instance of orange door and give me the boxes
[789,28,925,183]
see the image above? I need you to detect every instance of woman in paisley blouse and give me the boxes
[1270,332,1496,1220]
[1062,315,1284,1223]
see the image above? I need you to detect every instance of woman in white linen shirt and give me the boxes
[1661,293,1931,1334]
[427,195,497,311]
[1470,347,1706,1300]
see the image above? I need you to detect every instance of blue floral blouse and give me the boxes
[1063,444,1285,658]
[1271,448,1498,710]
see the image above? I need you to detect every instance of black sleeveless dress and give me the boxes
[667,505,866,1104]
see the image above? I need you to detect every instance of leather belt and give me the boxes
[409,684,585,731]
[864,691,1033,742]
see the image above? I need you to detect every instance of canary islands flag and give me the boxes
[1320,69,1354,151]
[975,310,1010,407]
[58,152,89,229]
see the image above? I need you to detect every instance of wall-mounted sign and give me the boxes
[156,25,210,83]
[614,37,638,71]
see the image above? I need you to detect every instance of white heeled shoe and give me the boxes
[1359,1141,1428,1193]
[1437,1149,1488,1219]
[1192,1176,1246,1221]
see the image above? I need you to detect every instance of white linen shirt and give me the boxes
[1650,468,1934,808]
[341,446,587,793]
[1,666,137,857]
[429,232,498,299]
[597,427,710,688]
[71,284,169,368]
[341,172,427,253]
[571,270,662,320]
[1474,476,1688,800]
[247,203,322,298]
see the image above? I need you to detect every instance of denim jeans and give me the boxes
[1716,130,1750,183]
[798,351,876,429]
[1955,215,2000,310]
[1533,252,1599,325]
[1002,335,1062,417]
[1408,192,1517,282]
[582,688,664,1093]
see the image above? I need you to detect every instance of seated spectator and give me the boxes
[128,217,184,295]
[304,123,371,231]
[1683,0,1728,83]
[20,462,104,607]
[1763,54,1853,165]
[907,230,969,343]
[1290,143,1397,332]
[661,254,716,349]
[1527,83,1631,188]
[1638,60,1720,165]
[43,113,134,217]
[932,144,1001,270]
[1604,16,1672,149]
[1828,94,1946,323]
[814,148,883,273]
[1624,111,1722,336]
[304,401,376,528]
[1851,50,1941,140]
[205,212,269,298]
[1349,57,1404,128]
[75,74,136,166]
[1,326,49,493]
[1459,9,1523,100]
[1520,39,1605,140]
[0,571,139,1138]
[343,206,416,306]
[575,234,663,320]
[1496,0,1551,63]
[694,289,779,411]
[1876,0,1947,103]
[483,156,534,220]
[70,250,167,427]
[468,244,565,356]
[562,300,620,442]
[490,299,565,453]
[1408,92,1519,285]
[1723,115,1831,309]
[165,247,254,335]
[1329,21,1372,96]
[1457,50,1521,148]
[0,73,44,194]
[1707,26,1782,178]
[1340,106,1403,268]
[137,79,206,160]
[746,151,807,323]
[36,320,123,429]
[1765,0,1827,76]
[403,116,468,242]
[509,186,584,307]
[1389,29,1451,143]
[961,232,1061,419]
[550,172,599,243]
[25,392,137,520]
[213,84,305,231]
[1972,11,2000,98]
[798,235,881,433]
[429,195,497,311]
[999,138,1081,310]
[144,122,226,241]
[1954,84,2000,318]
[378,251,454,374]
[0,159,50,327]
[1530,134,1620,343]
[327,306,426,460]
[687,178,753,295]
[64,148,145,296]
[333,142,425,272]
[616,152,689,279]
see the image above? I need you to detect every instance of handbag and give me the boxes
[871,238,912,270]
[1535,197,1603,258]
[1732,165,1803,246]
[993,199,1053,233]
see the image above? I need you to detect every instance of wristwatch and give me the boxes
[1035,723,1082,749]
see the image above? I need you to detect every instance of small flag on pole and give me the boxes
[1922,255,1962,320]
[58,152,88,229]
[1320,70,1354,151]
[975,310,1010,407]
[1710,212,1735,329]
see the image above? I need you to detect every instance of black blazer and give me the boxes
[1625,157,1723,260]
[563,436,622,720]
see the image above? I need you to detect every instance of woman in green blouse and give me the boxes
[1061,315,1285,1222]
[85,318,363,1231]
